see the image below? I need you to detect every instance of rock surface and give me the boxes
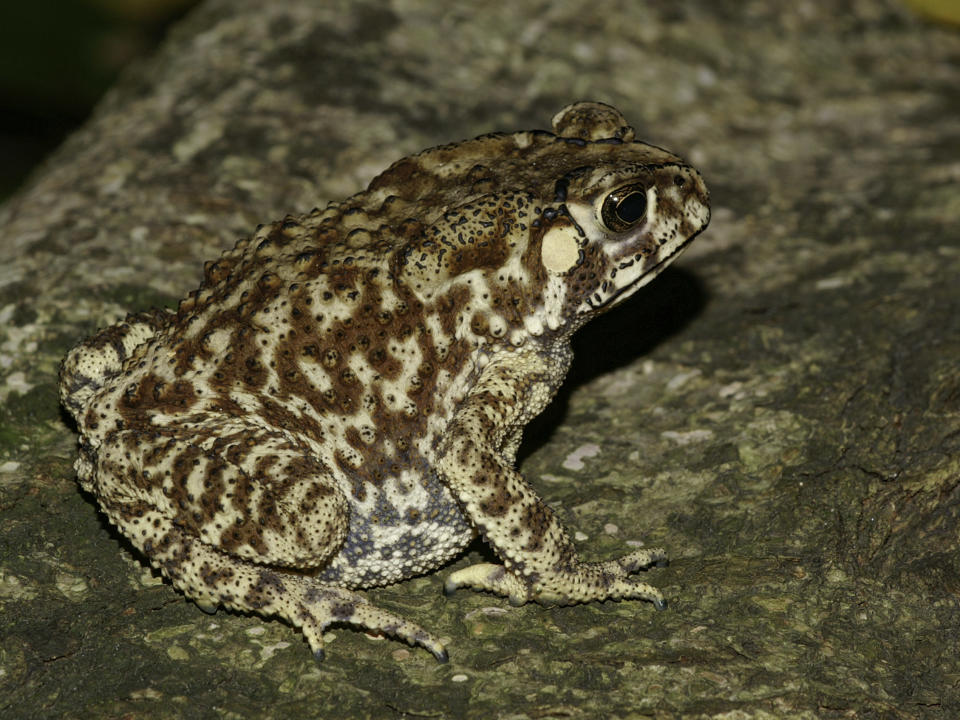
[1,0,958,717]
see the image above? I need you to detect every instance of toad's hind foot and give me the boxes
[296,584,449,663]
[613,547,669,573]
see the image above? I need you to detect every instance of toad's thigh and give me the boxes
[98,418,348,569]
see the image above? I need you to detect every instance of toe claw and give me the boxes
[313,648,326,663]
[434,647,450,664]
[194,599,219,615]
[654,597,668,611]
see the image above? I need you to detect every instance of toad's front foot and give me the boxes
[444,547,669,609]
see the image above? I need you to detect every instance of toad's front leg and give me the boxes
[437,350,668,609]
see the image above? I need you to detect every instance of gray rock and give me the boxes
[1,0,958,716]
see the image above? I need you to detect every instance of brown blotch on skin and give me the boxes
[219,514,268,558]
[200,561,236,588]
[119,374,198,423]
[343,425,366,453]
[469,312,489,336]
[433,284,471,338]
[520,502,552,552]
[367,157,439,199]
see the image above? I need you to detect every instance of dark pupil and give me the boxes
[616,191,646,223]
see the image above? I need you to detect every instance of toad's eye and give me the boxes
[600,184,648,233]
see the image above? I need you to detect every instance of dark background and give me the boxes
[0,0,198,201]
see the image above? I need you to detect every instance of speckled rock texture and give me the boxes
[1,1,958,718]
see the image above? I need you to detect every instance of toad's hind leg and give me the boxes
[146,524,448,662]
[92,418,447,661]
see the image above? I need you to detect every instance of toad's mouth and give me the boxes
[586,227,706,311]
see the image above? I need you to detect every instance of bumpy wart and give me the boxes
[59,101,710,662]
